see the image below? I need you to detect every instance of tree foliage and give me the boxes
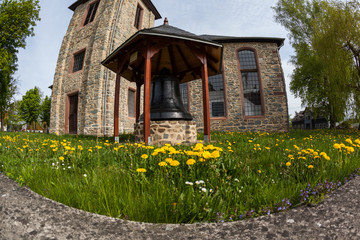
[40,95,51,129]
[0,0,40,131]
[6,100,22,131]
[273,0,360,127]
[18,87,41,132]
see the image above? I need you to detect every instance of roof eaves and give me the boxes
[102,30,223,66]
[69,0,161,19]
[140,32,223,48]
[141,0,161,19]
[201,35,285,48]
[101,31,142,65]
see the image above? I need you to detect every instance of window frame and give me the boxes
[128,88,136,119]
[208,71,228,120]
[236,47,265,119]
[70,48,86,74]
[82,0,100,27]
[134,4,144,30]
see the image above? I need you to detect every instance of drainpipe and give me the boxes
[103,0,124,136]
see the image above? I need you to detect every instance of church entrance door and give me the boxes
[68,94,78,134]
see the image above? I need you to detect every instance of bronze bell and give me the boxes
[149,68,192,121]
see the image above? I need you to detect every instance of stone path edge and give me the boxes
[1,172,360,240]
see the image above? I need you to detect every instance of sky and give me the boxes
[15,0,302,116]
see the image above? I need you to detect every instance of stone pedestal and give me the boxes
[134,120,197,145]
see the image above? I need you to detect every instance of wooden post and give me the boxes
[188,44,212,142]
[201,56,211,142]
[114,73,121,143]
[143,47,152,145]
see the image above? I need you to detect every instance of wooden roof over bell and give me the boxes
[101,20,223,84]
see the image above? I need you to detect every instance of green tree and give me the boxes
[40,95,51,130]
[0,75,17,131]
[318,1,360,123]
[273,0,354,127]
[18,87,41,132]
[6,100,23,131]
[0,0,40,131]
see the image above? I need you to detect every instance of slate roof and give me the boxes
[103,23,223,68]
[138,24,223,47]
[69,0,161,20]
[201,34,285,47]
[102,23,223,83]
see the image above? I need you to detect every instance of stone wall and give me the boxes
[50,1,288,137]
[50,0,156,136]
[188,42,289,132]
[134,121,197,145]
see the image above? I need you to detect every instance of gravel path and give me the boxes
[1,172,360,239]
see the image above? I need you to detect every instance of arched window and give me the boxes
[238,49,264,116]
[208,74,226,118]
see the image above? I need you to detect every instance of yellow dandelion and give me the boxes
[286,162,291,167]
[165,158,173,163]
[211,150,220,158]
[199,158,205,162]
[202,151,212,159]
[170,160,180,167]
[308,165,314,169]
[158,161,167,167]
[59,156,65,161]
[333,143,341,150]
[258,170,262,173]
[136,168,147,173]
[141,154,149,159]
[186,159,196,165]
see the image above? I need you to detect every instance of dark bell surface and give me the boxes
[149,68,192,121]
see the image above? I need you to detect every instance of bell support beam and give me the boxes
[200,57,211,142]
[142,43,164,145]
[143,47,152,145]
[191,46,211,142]
[114,57,128,143]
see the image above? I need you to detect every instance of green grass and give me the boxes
[0,129,360,223]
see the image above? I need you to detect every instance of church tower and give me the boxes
[50,0,161,136]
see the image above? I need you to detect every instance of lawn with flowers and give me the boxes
[0,130,360,223]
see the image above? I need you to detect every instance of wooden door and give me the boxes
[69,94,78,134]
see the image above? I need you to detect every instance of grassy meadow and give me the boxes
[0,129,359,223]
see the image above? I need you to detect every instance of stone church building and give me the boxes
[50,0,289,136]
